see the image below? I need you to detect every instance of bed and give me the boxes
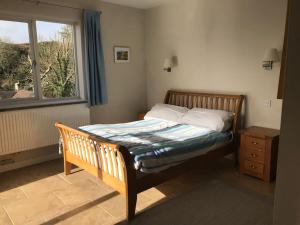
[56,90,244,221]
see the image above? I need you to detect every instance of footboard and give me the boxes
[55,123,137,220]
[55,123,136,195]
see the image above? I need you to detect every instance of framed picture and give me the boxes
[114,46,130,63]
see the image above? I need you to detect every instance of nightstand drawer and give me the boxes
[244,148,265,163]
[244,160,264,176]
[240,127,279,182]
[245,136,266,151]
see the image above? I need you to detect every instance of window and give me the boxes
[0,20,34,100]
[0,18,82,109]
[36,21,77,99]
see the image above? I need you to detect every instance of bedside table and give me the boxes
[240,126,280,182]
[138,112,146,120]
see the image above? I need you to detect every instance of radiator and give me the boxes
[0,104,90,156]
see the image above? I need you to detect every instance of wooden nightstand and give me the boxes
[240,126,280,182]
[138,112,146,120]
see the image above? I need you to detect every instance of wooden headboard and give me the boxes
[164,90,245,134]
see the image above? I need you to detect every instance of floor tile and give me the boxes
[98,194,127,219]
[3,193,65,225]
[59,169,115,192]
[0,188,27,206]
[55,205,116,225]
[0,160,63,192]
[136,193,156,212]
[53,179,113,207]
[0,158,275,225]
[21,175,70,197]
[142,187,167,201]
[0,207,13,225]
[58,170,93,184]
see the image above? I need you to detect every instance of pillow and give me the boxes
[181,108,233,132]
[144,103,189,123]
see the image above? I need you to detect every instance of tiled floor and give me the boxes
[0,158,275,225]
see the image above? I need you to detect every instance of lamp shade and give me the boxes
[263,48,280,62]
[163,58,172,69]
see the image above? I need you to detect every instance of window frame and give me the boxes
[0,14,86,111]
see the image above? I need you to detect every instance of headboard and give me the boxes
[164,90,245,134]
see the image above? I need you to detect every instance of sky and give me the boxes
[0,20,68,44]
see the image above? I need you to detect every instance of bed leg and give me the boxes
[234,150,238,166]
[64,160,72,175]
[119,146,137,221]
[234,145,239,166]
[126,189,137,221]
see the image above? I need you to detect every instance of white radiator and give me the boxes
[0,104,90,156]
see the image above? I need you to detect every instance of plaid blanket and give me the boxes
[80,119,232,173]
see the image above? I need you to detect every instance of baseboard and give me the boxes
[0,145,62,173]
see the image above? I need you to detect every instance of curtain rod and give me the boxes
[21,0,84,11]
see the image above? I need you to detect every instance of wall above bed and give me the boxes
[145,0,287,129]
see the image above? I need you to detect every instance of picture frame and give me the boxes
[114,46,130,63]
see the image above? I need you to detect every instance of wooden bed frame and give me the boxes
[55,90,244,221]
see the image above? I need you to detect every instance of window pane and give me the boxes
[36,21,77,99]
[0,20,35,100]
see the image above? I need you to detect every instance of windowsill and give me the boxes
[0,98,88,112]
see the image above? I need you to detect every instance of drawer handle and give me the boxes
[249,165,257,169]
[252,141,258,145]
[250,153,257,158]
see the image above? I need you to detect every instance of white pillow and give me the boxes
[181,108,233,132]
[144,103,189,123]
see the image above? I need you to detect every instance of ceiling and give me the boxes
[101,0,169,9]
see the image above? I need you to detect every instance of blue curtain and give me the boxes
[84,10,107,106]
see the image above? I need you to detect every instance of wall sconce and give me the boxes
[262,48,280,70]
[163,58,173,72]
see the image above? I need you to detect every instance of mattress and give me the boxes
[80,119,232,173]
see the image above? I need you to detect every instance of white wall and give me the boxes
[90,2,147,124]
[47,0,148,123]
[145,0,287,129]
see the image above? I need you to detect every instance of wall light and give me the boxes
[262,48,280,70]
[163,58,173,72]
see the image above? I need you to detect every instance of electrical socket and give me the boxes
[263,100,272,108]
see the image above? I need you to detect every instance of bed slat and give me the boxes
[164,90,244,133]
